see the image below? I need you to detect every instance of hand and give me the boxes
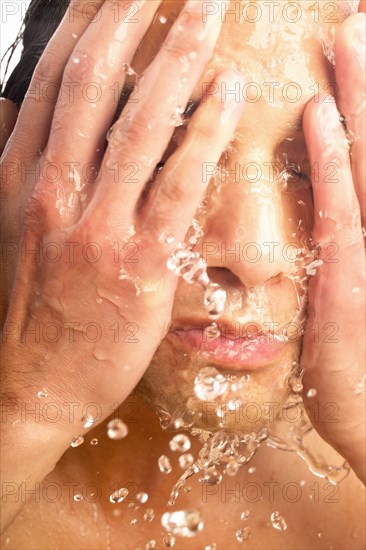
[0,0,245,529]
[301,11,366,483]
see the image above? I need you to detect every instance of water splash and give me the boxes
[179,453,195,469]
[167,429,267,507]
[167,242,226,319]
[194,367,228,401]
[136,491,149,503]
[163,533,176,547]
[161,510,204,538]
[270,511,288,531]
[70,435,84,448]
[236,526,251,542]
[158,455,172,474]
[169,434,191,453]
[109,487,129,503]
[143,508,155,522]
[107,418,128,439]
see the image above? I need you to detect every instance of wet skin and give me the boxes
[0,0,365,547]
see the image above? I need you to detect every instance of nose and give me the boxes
[200,158,299,288]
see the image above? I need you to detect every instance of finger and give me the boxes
[303,95,362,245]
[88,0,229,230]
[335,13,366,225]
[46,0,162,176]
[6,0,105,159]
[141,70,246,242]
[23,1,162,232]
[0,99,18,156]
[301,96,365,415]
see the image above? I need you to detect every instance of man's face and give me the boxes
[132,0,357,433]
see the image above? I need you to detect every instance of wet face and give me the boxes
[132,0,356,433]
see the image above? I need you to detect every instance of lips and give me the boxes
[169,323,287,371]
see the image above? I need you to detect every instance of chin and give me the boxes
[135,336,302,434]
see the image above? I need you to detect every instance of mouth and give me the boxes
[169,319,288,371]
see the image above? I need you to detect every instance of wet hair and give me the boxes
[0,0,70,107]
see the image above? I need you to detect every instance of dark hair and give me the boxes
[0,0,70,107]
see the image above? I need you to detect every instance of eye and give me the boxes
[277,153,311,192]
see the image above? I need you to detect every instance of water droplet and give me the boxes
[270,511,287,531]
[204,283,226,319]
[248,466,256,474]
[167,244,207,284]
[107,418,128,439]
[179,453,194,469]
[287,368,304,393]
[204,545,217,550]
[122,62,137,76]
[130,518,138,525]
[159,15,168,24]
[145,540,156,549]
[305,259,323,276]
[136,491,149,503]
[90,438,99,445]
[240,510,250,521]
[144,508,155,522]
[236,526,251,542]
[169,434,191,453]
[202,468,222,485]
[81,415,94,429]
[306,388,317,398]
[204,322,221,340]
[109,487,129,503]
[158,232,176,245]
[171,106,185,127]
[73,494,83,502]
[37,388,48,398]
[225,459,239,477]
[158,455,172,474]
[163,533,176,547]
[355,374,366,395]
[194,366,228,401]
[71,435,84,448]
[188,218,204,245]
[161,510,204,538]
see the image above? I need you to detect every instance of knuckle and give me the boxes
[158,174,188,205]
[63,48,97,86]
[33,49,58,86]
[191,119,213,142]
[112,104,156,150]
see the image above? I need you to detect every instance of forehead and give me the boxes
[131,0,356,143]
